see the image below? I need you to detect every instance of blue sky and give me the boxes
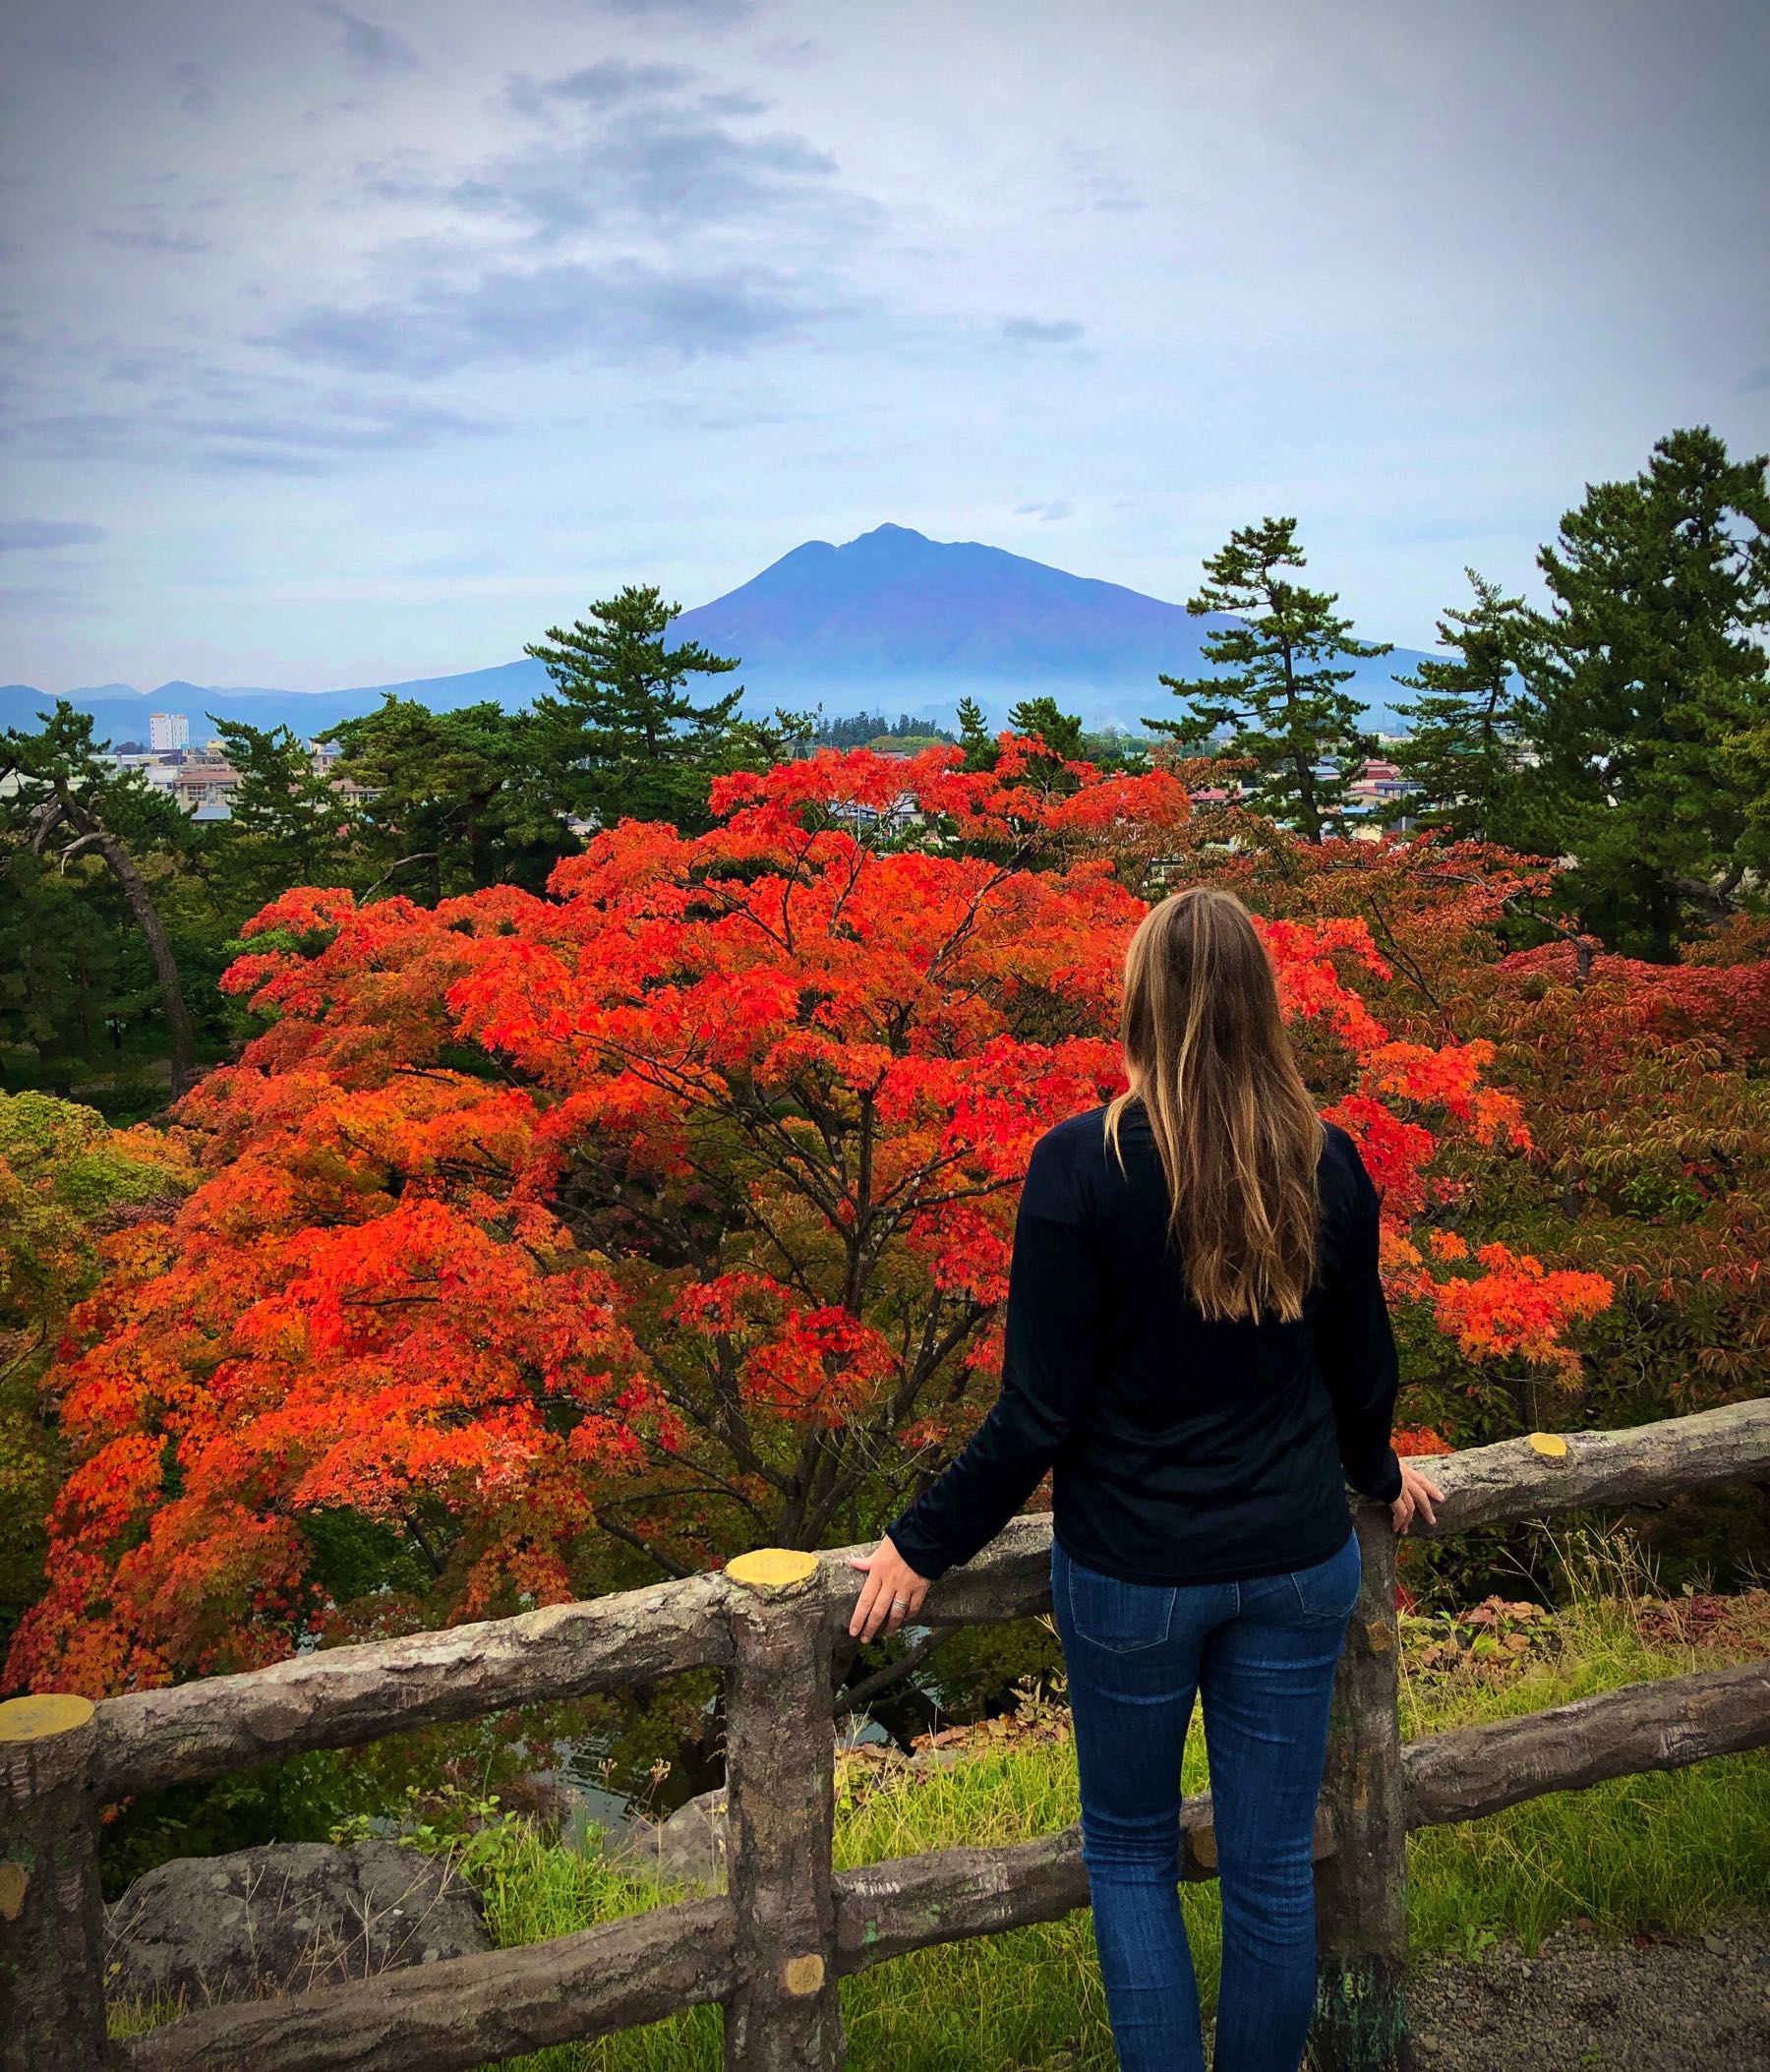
[3,0,1767,692]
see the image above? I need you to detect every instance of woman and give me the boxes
[848,885,1445,2072]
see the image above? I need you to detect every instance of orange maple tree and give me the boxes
[9,743,1611,1695]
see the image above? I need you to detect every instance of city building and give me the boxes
[1344,758,1414,812]
[1186,757,1419,832]
[77,736,383,822]
[829,790,922,837]
[170,757,241,815]
[110,752,180,798]
[148,712,191,753]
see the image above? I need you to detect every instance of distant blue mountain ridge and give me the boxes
[1,524,1430,746]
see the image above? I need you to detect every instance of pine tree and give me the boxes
[1144,518,1391,841]
[956,694,995,771]
[0,705,199,1094]
[320,698,567,903]
[1515,427,1770,959]
[209,721,345,858]
[997,695,1088,796]
[1007,694,1085,762]
[731,700,818,771]
[1390,570,1532,843]
[1719,718,1770,882]
[526,586,745,830]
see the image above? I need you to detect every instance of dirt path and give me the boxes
[1408,1915,1770,2070]
[1026,1916,1770,2070]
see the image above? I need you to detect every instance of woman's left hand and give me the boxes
[847,1536,930,1642]
[1390,1459,1446,1535]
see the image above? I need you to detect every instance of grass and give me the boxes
[1401,1537,1770,1966]
[110,1564,1770,2072]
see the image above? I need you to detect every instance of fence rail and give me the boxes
[3,1398,1768,2072]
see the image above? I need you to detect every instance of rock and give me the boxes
[605,1786,730,1889]
[105,1840,489,2007]
[604,1736,975,1890]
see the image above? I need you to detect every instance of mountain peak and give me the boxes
[671,526,1421,735]
[847,522,931,545]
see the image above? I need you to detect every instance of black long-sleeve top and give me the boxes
[884,1101,1403,1587]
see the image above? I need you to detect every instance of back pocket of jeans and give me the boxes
[1286,1531,1363,1624]
[1066,1559,1177,1652]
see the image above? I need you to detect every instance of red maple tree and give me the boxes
[9,744,1611,1695]
[1464,920,1770,1415]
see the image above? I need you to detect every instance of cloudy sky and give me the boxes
[4,0,1767,692]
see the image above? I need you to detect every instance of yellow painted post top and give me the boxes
[0,1693,95,1741]
[726,1547,821,1596]
[1526,1431,1569,1459]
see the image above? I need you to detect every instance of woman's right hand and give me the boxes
[1389,1459,1446,1535]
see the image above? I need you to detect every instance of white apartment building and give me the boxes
[148,712,191,752]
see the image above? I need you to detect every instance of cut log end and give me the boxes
[782,1952,826,1996]
[726,1548,822,1597]
[0,1693,95,1742]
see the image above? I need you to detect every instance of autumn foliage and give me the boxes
[0,1093,195,1644]
[1465,922,1770,1410]
[10,744,1621,1696]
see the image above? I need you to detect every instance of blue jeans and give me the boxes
[1050,1527,1362,2072]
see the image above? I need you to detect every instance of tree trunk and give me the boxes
[84,823,198,1097]
[1647,875,1676,963]
[34,790,197,1101]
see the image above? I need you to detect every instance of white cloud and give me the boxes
[0,0,1765,690]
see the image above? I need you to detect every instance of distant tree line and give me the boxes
[0,587,809,1110]
[3,427,1766,1114]
[815,711,956,748]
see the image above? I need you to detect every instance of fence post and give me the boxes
[0,1693,111,2072]
[1310,1507,1412,2072]
[722,1551,843,2072]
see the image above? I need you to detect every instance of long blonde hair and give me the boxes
[1103,885,1324,1324]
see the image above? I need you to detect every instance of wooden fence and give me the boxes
[3,1397,1769,2072]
